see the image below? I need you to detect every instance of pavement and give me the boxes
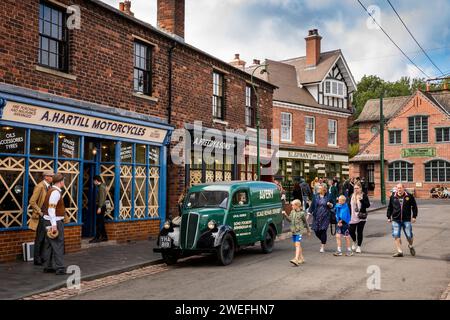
[0,198,421,300]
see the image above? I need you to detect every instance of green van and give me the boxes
[154,181,283,265]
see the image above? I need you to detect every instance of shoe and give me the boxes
[297,258,304,264]
[89,238,101,243]
[356,246,362,253]
[43,268,56,273]
[409,245,416,256]
[34,260,43,266]
[351,243,357,251]
[392,251,404,257]
[55,269,67,275]
[346,251,354,256]
[333,251,343,256]
[290,259,299,266]
[100,237,108,242]
[319,247,325,253]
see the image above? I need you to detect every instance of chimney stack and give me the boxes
[119,1,134,16]
[305,29,322,67]
[157,0,185,39]
[426,82,430,92]
[253,59,261,65]
[229,54,246,71]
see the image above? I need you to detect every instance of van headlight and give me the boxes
[208,220,216,230]
[164,221,171,229]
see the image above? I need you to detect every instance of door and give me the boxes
[82,163,97,238]
[230,189,254,245]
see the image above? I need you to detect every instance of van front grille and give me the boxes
[180,213,199,249]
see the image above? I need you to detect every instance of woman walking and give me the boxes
[309,184,335,253]
[349,183,371,253]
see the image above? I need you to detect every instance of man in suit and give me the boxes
[29,170,54,265]
[89,175,108,243]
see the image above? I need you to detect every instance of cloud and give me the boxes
[99,0,449,82]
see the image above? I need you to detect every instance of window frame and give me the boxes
[388,161,413,182]
[408,116,428,144]
[245,85,255,127]
[212,71,225,120]
[324,80,346,98]
[425,160,450,182]
[436,127,450,143]
[133,41,153,95]
[327,119,337,146]
[280,112,292,142]
[305,116,315,144]
[388,130,402,145]
[38,1,69,72]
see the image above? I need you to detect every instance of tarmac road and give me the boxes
[71,201,450,300]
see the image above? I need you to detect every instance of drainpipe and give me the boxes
[166,41,177,218]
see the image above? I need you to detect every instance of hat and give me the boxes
[43,170,55,177]
[47,228,59,239]
[52,173,64,184]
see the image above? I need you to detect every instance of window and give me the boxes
[30,130,54,156]
[0,127,26,154]
[38,2,68,71]
[388,161,413,182]
[328,119,337,146]
[408,116,428,143]
[281,113,292,141]
[370,125,379,135]
[233,190,249,206]
[436,128,450,142]
[213,72,224,119]
[324,80,345,98]
[305,116,315,144]
[245,86,255,127]
[425,160,450,182]
[389,130,402,144]
[58,134,79,158]
[134,42,152,95]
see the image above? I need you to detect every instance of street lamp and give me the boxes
[250,63,268,181]
[380,91,386,205]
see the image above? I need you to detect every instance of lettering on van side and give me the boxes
[233,213,247,219]
[233,220,252,231]
[256,208,280,218]
[259,189,274,200]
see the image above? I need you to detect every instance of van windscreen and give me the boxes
[186,191,229,209]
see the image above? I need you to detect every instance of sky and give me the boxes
[100,0,449,82]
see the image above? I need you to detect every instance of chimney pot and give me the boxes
[235,53,240,60]
[253,59,260,65]
[119,2,125,12]
[122,0,134,16]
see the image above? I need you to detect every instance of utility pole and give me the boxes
[380,92,386,205]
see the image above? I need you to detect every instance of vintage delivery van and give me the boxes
[154,181,283,265]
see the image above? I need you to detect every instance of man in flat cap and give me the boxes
[29,170,54,265]
[41,173,66,275]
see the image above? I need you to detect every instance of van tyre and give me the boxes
[217,233,235,266]
[261,226,275,254]
[162,251,179,265]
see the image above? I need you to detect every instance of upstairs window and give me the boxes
[245,86,255,127]
[134,41,152,95]
[324,80,346,98]
[328,119,337,146]
[436,127,450,142]
[38,2,68,71]
[305,116,315,144]
[281,112,292,142]
[213,72,225,119]
[408,116,428,143]
[389,130,402,144]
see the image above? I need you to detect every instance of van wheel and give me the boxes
[162,252,179,265]
[261,226,275,254]
[217,233,235,266]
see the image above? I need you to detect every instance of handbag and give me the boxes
[358,211,368,220]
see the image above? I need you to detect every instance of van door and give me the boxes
[230,188,254,245]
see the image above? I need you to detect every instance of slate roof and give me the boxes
[355,96,411,123]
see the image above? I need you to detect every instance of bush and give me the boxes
[349,143,360,159]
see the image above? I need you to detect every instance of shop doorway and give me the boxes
[82,163,97,238]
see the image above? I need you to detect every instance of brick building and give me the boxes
[350,89,450,199]
[249,29,356,184]
[0,0,274,262]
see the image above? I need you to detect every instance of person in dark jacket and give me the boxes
[309,184,335,253]
[300,178,312,210]
[292,182,303,203]
[387,183,418,257]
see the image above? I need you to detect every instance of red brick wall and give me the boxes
[105,220,160,242]
[157,0,185,38]
[353,91,450,199]
[0,225,81,263]
[273,106,348,153]
[359,122,377,147]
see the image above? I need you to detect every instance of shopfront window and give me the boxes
[0,126,26,154]
[0,157,25,228]
[30,130,54,156]
[58,134,79,158]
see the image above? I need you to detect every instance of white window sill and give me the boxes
[132,92,159,102]
[36,65,77,81]
[213,119,228,126]
[305,142,316,145]
[246,127,257,132]
[281,139,292,143]
[328,144,339,148]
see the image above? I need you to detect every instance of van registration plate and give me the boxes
[160,236,171,248]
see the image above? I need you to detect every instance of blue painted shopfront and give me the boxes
[0,91,172,236]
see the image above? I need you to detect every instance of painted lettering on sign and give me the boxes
[193,137,235,150]
[256,208,280,217]
[259,189,274,200]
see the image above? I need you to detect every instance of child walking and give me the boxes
[283,199,311,266]
[333,195,353,256]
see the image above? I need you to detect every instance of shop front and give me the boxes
[277,149,349,183]
[0,92,172,262]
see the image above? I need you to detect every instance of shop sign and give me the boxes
[1,101,167,143]
[244,145,274,159]
[60,137,76,158]
[401,148,436,158]
[278,150,348,163]
[193,137,234,150]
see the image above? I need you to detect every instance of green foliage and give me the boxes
[348,143,360,159]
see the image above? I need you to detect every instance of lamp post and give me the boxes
[250,64,268,181]
[380,92,386,205]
